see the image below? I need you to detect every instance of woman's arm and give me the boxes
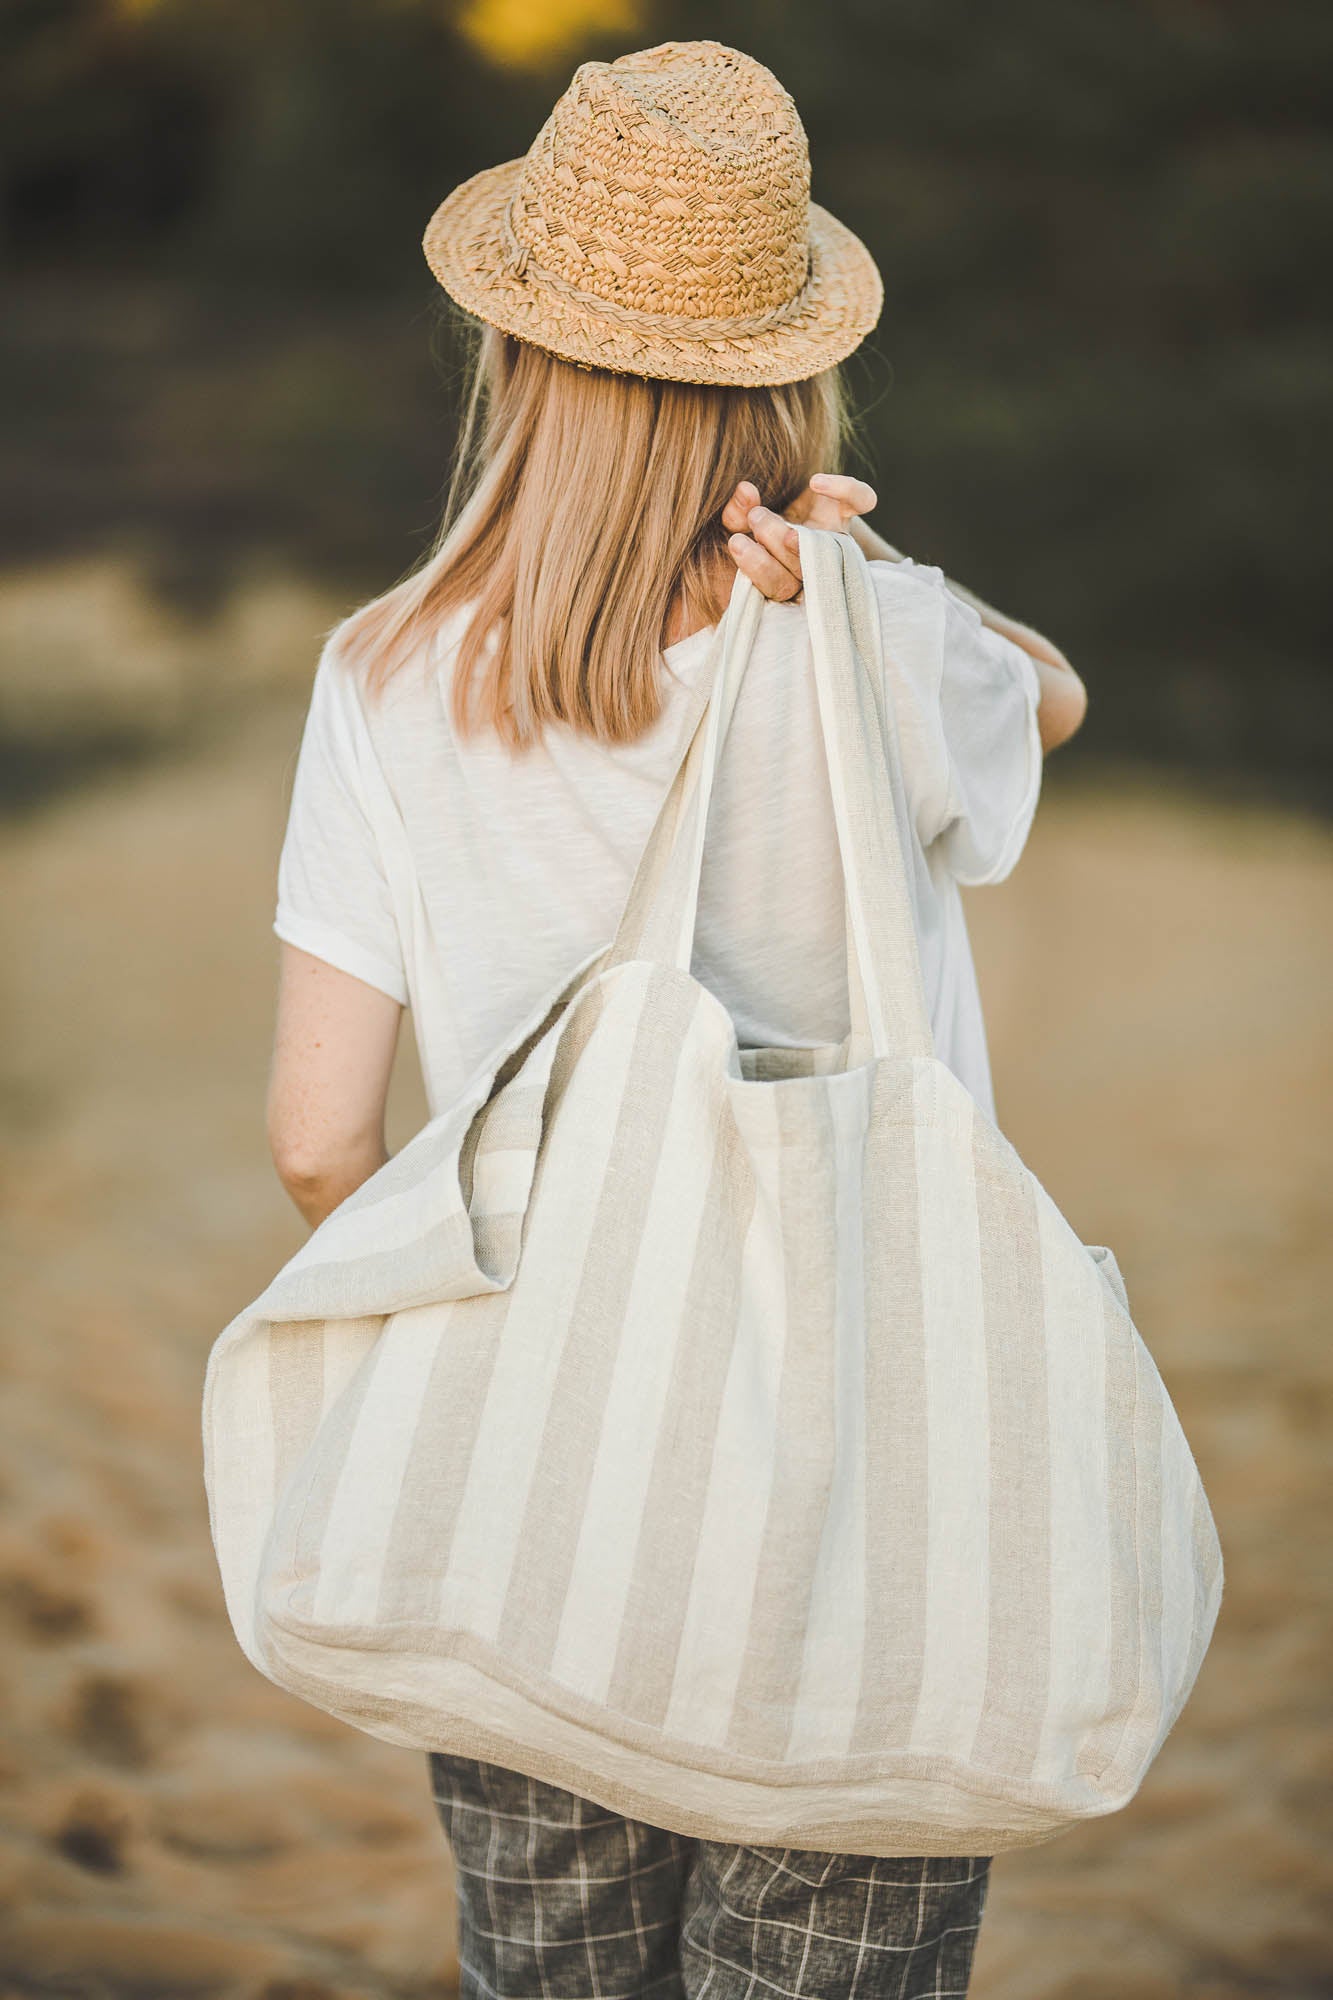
[848,513,1089,756]
[266,942,402,1228]
[723,477,1089,755]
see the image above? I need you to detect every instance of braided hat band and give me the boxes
[422,40,883,387]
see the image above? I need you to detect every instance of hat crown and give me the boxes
[505,41,813,327]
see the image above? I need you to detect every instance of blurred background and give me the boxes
[1,2,1329,1996]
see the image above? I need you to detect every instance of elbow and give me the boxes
[267,1106,387,1217]
[1040,670,1089,755]
[266,1095,336,1197]
[268,1131,366,1231]
[268,1130,334,1199]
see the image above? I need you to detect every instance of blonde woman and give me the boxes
[264,42,1086,2000]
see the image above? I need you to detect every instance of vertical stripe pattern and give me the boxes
[203,531,1223,1858]
[723,1087,840,1761]
[606,1098,758,1730]
[848,1063,929,1757]
[969,1119,1051,1778]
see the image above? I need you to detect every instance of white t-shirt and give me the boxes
[273,557,1043,1128]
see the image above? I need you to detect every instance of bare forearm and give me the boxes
[848,515,1089,752]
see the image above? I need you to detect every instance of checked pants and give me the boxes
[428,1753,992,2000]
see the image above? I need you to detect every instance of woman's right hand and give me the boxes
[724,474,1079,677]
[722,475,881,602]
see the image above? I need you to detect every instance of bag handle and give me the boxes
[605,528,935,1065]
[604,571,763,974]
[800,526,935,1060]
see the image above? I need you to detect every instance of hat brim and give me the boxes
[422,159,882,388]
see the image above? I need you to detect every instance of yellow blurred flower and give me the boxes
[458,0,638,71]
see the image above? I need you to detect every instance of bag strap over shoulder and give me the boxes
[799,528,935,1062]
[605,528,935,1067]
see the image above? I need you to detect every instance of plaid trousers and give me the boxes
[427,1753,992,2000]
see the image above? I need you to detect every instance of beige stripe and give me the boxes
[662,1086,786,1747]
[740,1046,826,1080]
[285,1322,391,1611]
[909,1077,990,1754]
[724,1086,840,1760]
[1031,1210,1112,1784]
[269,1626,1104,1852]
[268,1324,325,1496]
[848,1061,929,1754]
[372,1290,513,1628]
[603,1103,757,1728]
[320,1317,382,1418]
[495,973,702,1671]
[1075,1288,1142,1782]
[969,1131,1051,1778]
[545,978,611,1122]
[459,1080,546,1205]
[783,1069,871,1764]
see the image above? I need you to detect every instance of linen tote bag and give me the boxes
[202,527,1223,1857]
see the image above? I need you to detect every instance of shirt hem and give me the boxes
[949,645,1045,888]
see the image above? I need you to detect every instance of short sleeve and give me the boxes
[871,559,1044,887]
[272,640,410,1005]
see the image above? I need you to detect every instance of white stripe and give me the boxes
[546,1014,715,1701]
[785,1071,871,1761]
[437,974,649,1642]
[1030,1207,1112,1782]
[662,1085,785,1746]
[908,1080,992,1756]
[310,1305,450,1625]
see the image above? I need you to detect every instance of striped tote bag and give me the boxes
[202,526,1223,1856]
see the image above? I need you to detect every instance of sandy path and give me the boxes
[0,696,1328,1998]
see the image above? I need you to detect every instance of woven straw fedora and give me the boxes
[422,40,883,387]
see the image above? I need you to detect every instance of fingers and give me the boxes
[724,483,802,603]
[747,504,802,573]
[721,480,761,536]
[727,530,803,602]
[725,474,876,536]
[727,501,805,601]
[721,476,875,602]
[809,473,878,518]
[788,473,878,530]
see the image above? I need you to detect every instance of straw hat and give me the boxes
[422,40,882,387]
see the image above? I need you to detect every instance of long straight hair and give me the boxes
[339,322,849,749]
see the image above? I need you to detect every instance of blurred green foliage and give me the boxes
[2,0,1330,801]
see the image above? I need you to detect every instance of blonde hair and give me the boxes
[340,325,849,749]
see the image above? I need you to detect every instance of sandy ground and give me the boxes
[0,678,1329,1998]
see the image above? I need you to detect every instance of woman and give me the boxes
[265,40,1087,2000]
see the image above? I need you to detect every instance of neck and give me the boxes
[664,552,735,647]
